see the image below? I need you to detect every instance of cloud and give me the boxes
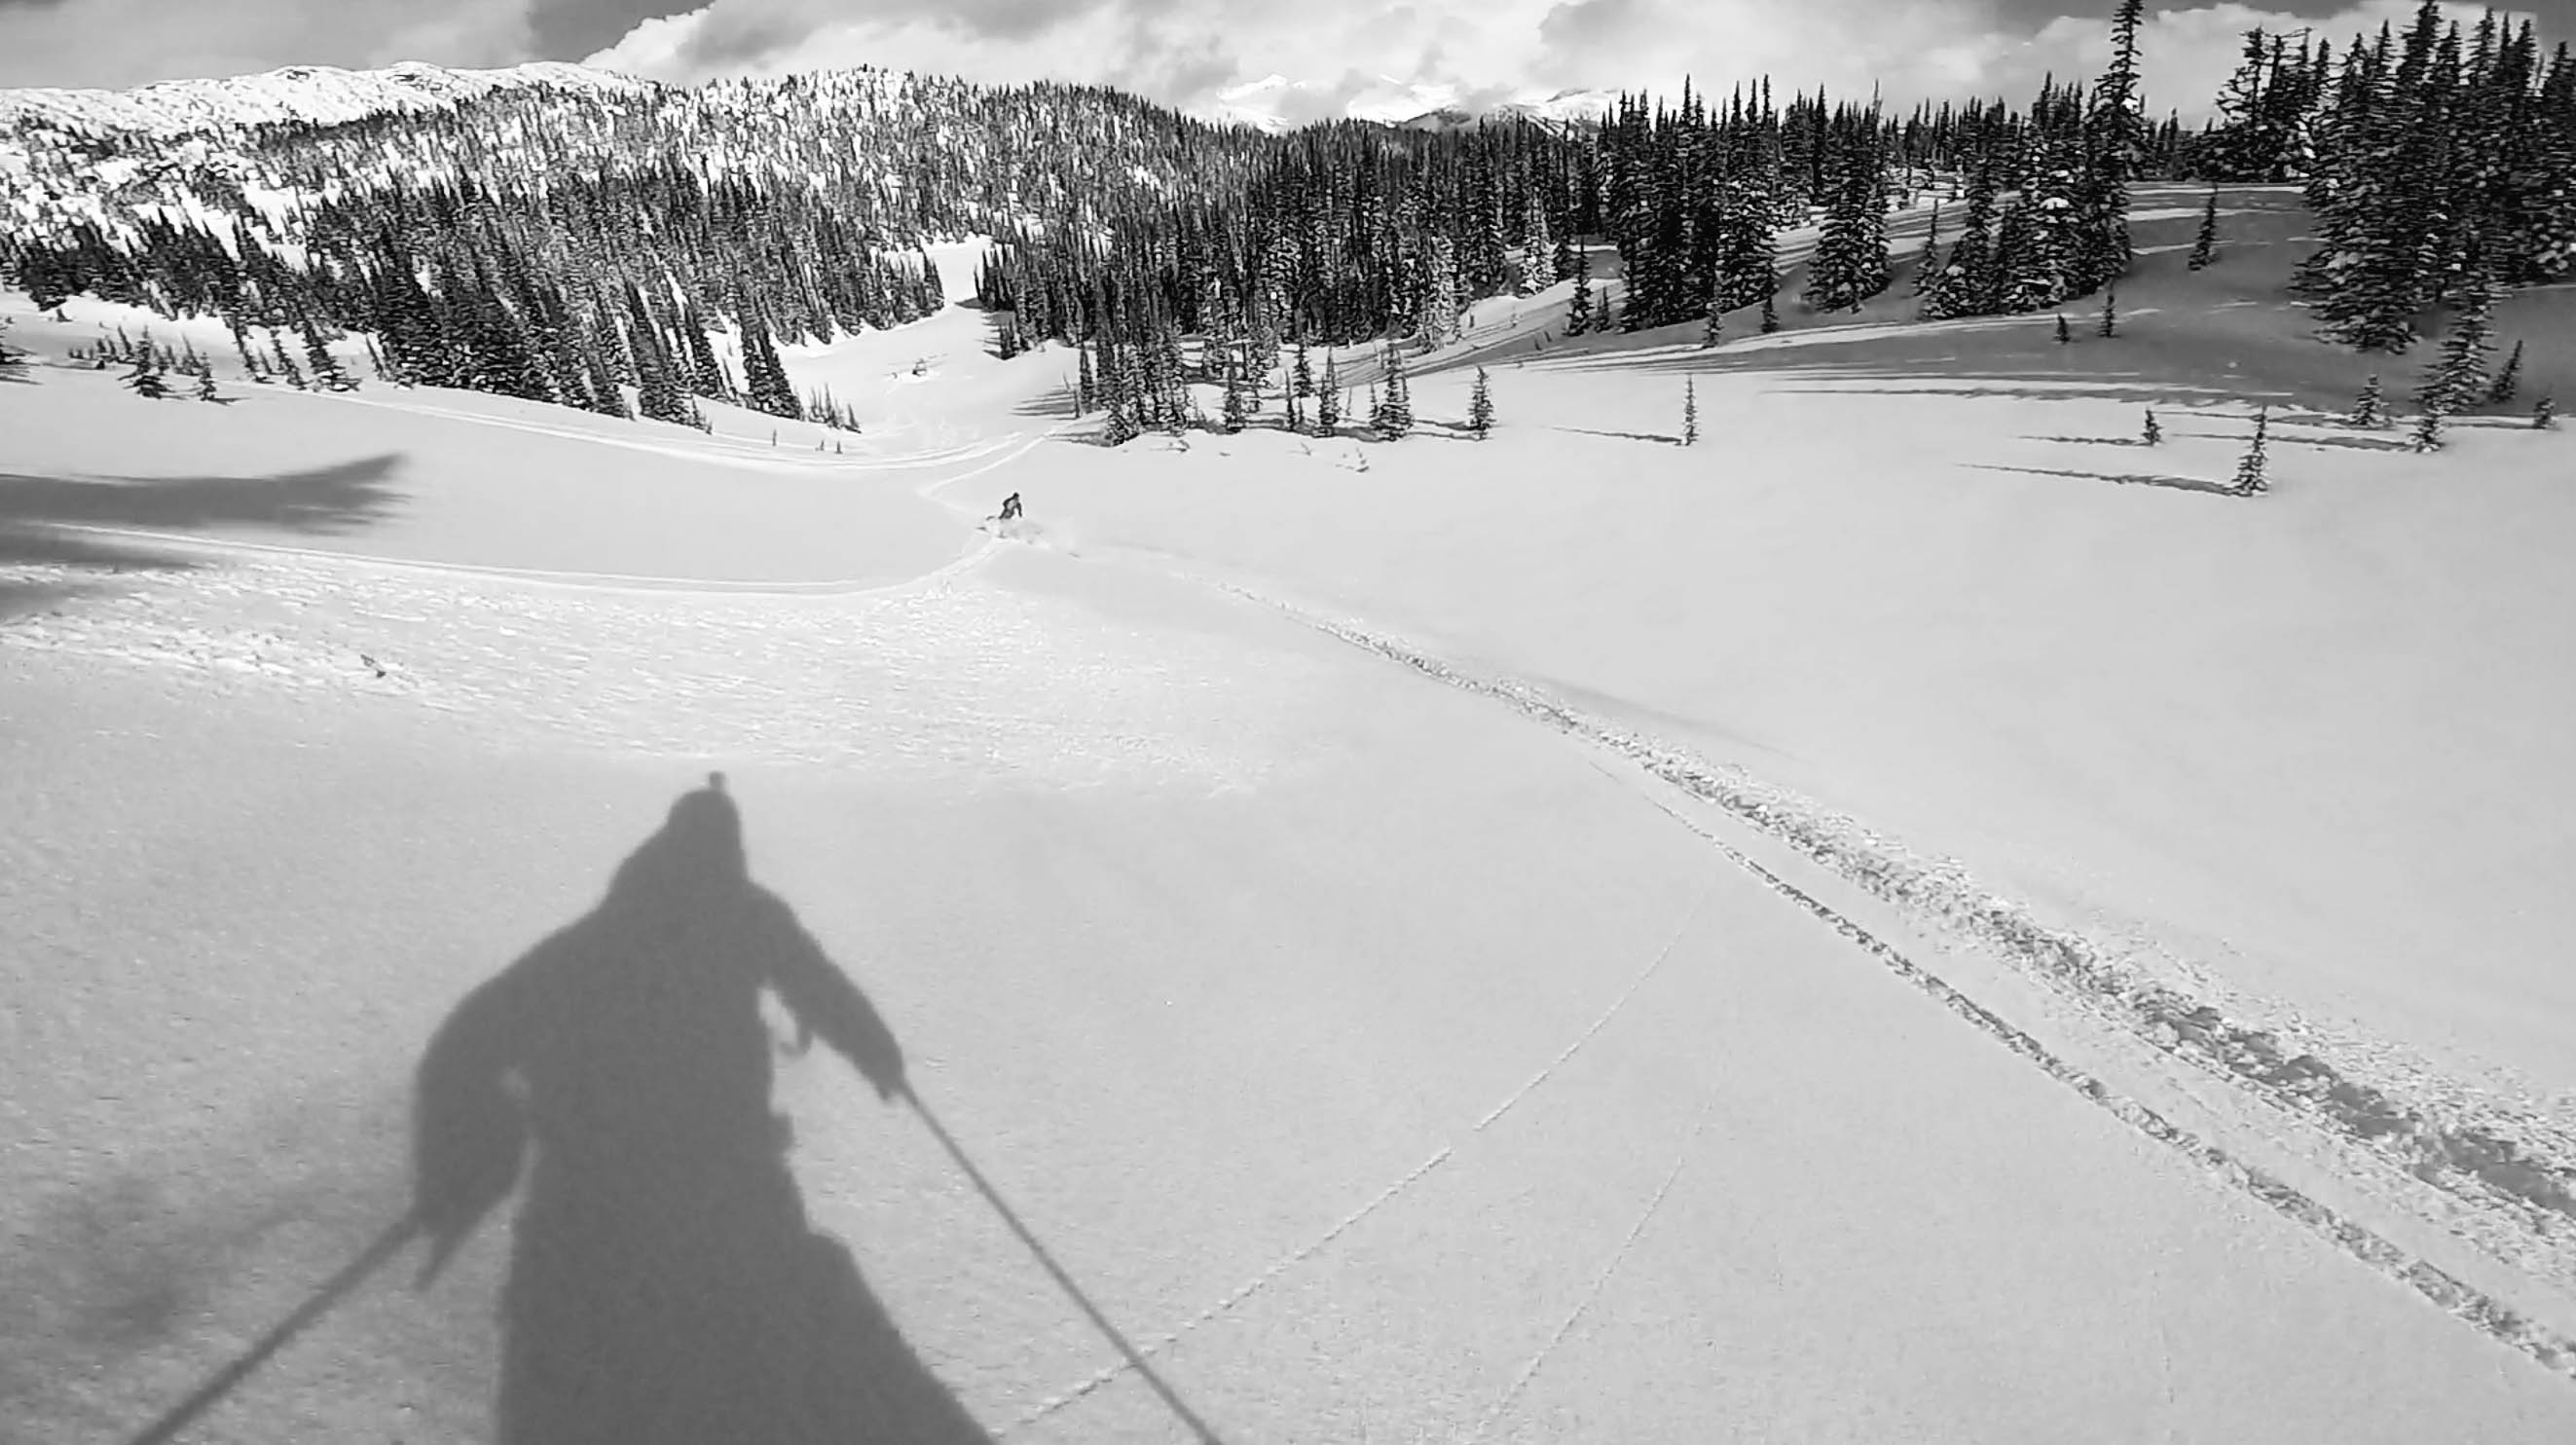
[10,0,2567,130]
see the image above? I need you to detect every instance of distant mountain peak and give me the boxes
[1201,77,1615,134]
[0,60,658,136]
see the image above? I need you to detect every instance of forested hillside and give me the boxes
[4,1,2572,435]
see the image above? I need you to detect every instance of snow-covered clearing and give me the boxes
[7,183,2576,1442]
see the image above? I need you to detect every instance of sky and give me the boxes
[0,0,2565,124]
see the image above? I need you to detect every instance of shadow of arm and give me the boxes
[409,966,533,1286]
[765,901,908,1102]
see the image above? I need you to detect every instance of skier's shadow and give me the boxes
[410,773,991,1445]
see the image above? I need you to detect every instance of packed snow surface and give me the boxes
[7,186,2576,1442]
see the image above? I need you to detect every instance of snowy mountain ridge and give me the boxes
[1206,74,1615,133]
[0,60,661,136]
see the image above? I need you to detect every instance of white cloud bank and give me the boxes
[0,0,2547,128]
[584,1,2543,125]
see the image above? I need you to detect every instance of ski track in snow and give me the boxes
[1162,572,2576,1386]
[1001,870,1723,1433]
[16,426,2576,1416]
[1465,1088,1720,1445]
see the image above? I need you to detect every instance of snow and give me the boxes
[1202,76,1613,133]
[8,182,2576,1441]
[0,61,658,136]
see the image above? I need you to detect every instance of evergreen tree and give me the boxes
[1759,288,1781,334]
[1803,118,1892,313]
[1378,351,1415,439]
[1468,365,1494,439]
[2534,395,2558,428]
[2097,283,2120,338]
[1075,341,1096,415]
[2414,271,2500,425]
[1682,376,1700,446]
[2411,401,2447,452]
[1566,248,1595,336]
[122,353,168,399]
[1702,270,1726,348]
[2055,313,2074,344]
[2232,406,2272,493]
[192,366,223,403]
[266,328,305,389]
[2188,188,2222,269]
[1221,351,1252,433]
[2487,339,2524,404]
[1913,203,1943,296]
[2350,372,2390,427]
[1102,402,1140,446]
[1317,354,1343,432]
[581,318,631,420]
[2142,405,2162,444]
[631,315,691,426]
[301,316,355,391]
[1292,341,1313,398]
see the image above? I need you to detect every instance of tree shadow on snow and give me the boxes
[1552,424,1685,446]
[1968,462,2244,498]
[410,774,993,1445]
[0,453,405,618]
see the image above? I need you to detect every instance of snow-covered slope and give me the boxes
[8,185,2576,1442]
[0,60,658,136]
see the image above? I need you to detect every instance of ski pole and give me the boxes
[902,1089,1230,1445]
[124,1217,419,1445]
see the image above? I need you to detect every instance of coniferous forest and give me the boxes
[3,1,2573,431]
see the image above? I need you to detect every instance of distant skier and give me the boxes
[998,492,1022,522]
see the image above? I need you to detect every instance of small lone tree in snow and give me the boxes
[1316,359,1343,433]
[2487,340,2524,406]
[1758,289,1781,334]
[1682,377,1700,446]
[2054,313,2074,345]
[1467,366,1494,439]
[122,353,168,399]
[2096,284,2119,339]
[1292,341,1314,398]
[1701,274,1726,349]
[192,366,224,403]
[2187,189,2221,270]
[2410,402,2447,452]
[2533,395,2558,429]
[2348,374,2389,428]
[2142,406,2162,445]
[2231,407,2271,494]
